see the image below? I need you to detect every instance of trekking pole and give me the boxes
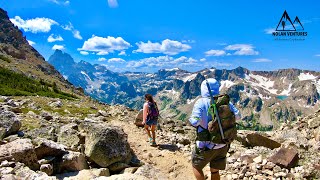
[206,80,225,140]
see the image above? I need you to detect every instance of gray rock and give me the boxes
[56,168,110,179]
[34,138,67,159]
[134,164,168,180]
[40,111,53,120]
[97,110,108,117]
[57,123,81,150]
[56,151,88,173]
[108,162,130,172]
[0,110,21,138]
[84,124,132,168]
[268,148,299,169]
[308,117,320,129]
[0,139,39,170]
[134,109,144,127]
[246,132,281,149]
[40,164,53,176]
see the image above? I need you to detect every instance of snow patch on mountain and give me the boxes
[298,72,317,81]
[220,80,235,91]
[247,74,278,94]
[280,83,292,96]
[165,68,180,71]
[81,71,92,81]
[187,98,196,104]
[182,73,197,82]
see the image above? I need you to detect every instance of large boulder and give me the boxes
[34,138,67,159]
[0,139,39,170]
[246,132,281,149]
[0,110,21,138]
[84,124,132,168]
[268,148,299,169]
[95,174,148,180]
[134,109,144,127]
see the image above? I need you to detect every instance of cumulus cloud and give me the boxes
[98,57,107,61]
[252,58,272,62]
[225,44,259,55]
[80,51,89,55]
[107,0,118,8]
[27,40,36,46]
[134,39,191,55]
[108,58,125,63]
[205,50,226,56]
[10,16,58,33]
[47,34,64,42]
[52,45,65,50]
[61,22,82,40]
[78,35,131,55]
[126,56,199,68]
[200,58,206,62]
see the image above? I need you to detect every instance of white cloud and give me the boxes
[47,34,64,42]
[10,16,58,33]
[49,0,70,5]
[252,58,272,62]
[181,40,196,43]
[80,51,89,55]
[61,22,82,40]
[205,50,226,56]
[264,28,275,34]
[217,42,227,46]
[200,58,206,62]
[315,54,320,57]
[225,44,259,55]
[52,45,65,50]
[134,39,191,55]
[118,51,126,56]
[107,0,118,8]
[126,56,199,68]
[78,35,131,55]
[98,57,107,61]
[27,40,35,46]
[108,58,125,63]
[73,30,82,40]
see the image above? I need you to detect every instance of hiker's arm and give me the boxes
[189,99,203,127]
[143,103,148,124]
[229,102,241,120]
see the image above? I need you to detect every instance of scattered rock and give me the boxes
[34,138,67,159]
[0,139,39,170]
[246,132,281,149]
[108,162,130,172]
[268,148,299,169]
[97,110,108,117]
[40,111,53,120]
[56,151,88,173]
[57,123,80,149]
[56,168,110,179]
[40,164,53,176]
[134,109,144,127]
[0,110,21,137]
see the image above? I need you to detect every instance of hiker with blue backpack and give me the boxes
[189,78,241,180]
[142,94,159,147]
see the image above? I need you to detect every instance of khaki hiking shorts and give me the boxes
[191,144,229,170]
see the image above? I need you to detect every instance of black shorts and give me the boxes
[191,145,229,170]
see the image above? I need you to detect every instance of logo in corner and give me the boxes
[272,10,307,40]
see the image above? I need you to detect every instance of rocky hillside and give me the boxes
[0,95,319,179]
[48,50,320,129]
[0,8,73,92]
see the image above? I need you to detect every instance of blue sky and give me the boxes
[1,0,320,72]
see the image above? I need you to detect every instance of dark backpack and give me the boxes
[147,102,159,121]
[197,94,237,144]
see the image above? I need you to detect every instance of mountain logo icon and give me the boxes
[275,10,304,31]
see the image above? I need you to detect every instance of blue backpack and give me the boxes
[147,102,159,121]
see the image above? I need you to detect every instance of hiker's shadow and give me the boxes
[157,144,179,152]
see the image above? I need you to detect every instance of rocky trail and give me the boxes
[111,120,198,180]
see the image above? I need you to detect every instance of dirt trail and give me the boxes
[112,120,212,180]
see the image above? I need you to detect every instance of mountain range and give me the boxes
[48,50,320,129]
